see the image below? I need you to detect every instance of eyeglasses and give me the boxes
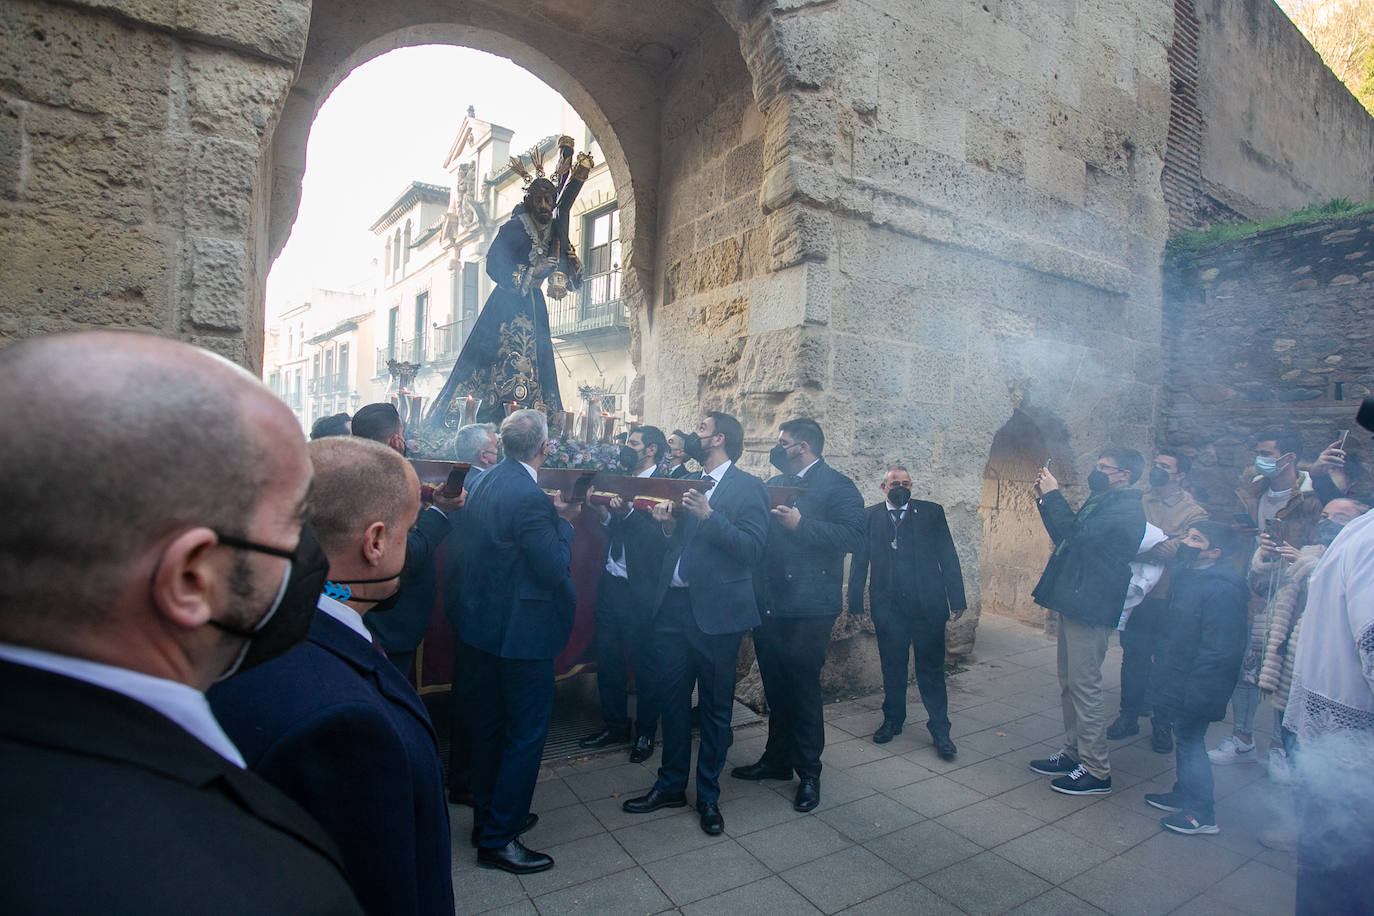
[1095,463,1123,474]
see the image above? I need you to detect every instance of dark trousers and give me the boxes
[653,588,743,805]
[593,572,660,738]
[874,607,950,738]
[470,649,554,848]
[754,613,835,779]
[1170,716,1214,822]
[447,637,480,795]
[1119,597,1165,722]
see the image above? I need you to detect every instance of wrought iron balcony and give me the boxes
[549,269,628,338]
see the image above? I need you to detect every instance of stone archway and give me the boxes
[265,1,773,414]
[978,407,1072,630]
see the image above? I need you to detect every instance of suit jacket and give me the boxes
[652,462,770,635]
[364,506,453,655]
[1032,487,1145,628]
[0,660,364,916]
[209,611,453,916]
[459,458,576,659]
[603,470,672,609]
[849,500,967,621]
[760,460,866,617]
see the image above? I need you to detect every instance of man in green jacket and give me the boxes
[1027,448,1146,796]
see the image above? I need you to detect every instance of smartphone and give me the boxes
[1265,518,1285,542]
[1338,429,1350,451]
[1044,457,1053,470]
[1233,512,1259,529]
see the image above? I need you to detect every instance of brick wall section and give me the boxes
[1162,213,1374,516]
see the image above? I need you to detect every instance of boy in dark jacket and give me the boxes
[1146,520,1250,835]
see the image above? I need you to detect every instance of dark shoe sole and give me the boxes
[729,766,793,782]
[1051,782,1112,796]
[622,794,688,814]
[1029,763,1078,776]
[1145,797,1183,813]
[629,749,653,764]
[476,856,554,875]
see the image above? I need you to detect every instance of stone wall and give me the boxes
[1162,212,1374,517]
[0,0,307,369]
[1191,0,1374,221]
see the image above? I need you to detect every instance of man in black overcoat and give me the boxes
[733,418,864,811]
[848,465,966,760]
[0,332,362,915]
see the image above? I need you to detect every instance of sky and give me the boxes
[265,45,566,317]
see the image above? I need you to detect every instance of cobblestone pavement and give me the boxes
[449,615,1298,915]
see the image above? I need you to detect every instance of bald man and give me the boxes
[210,438,453,916]
[0,331,362,915]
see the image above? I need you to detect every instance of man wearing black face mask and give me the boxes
[0,331,363,915]
[1027,447,1145,796]
[210,437,453,916]
[1106,451,1207,753]
[731,418,863,811]
[580,426,671,762]
[848,466,966,760]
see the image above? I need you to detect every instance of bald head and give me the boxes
[0,331,307,640]
[306,437,418,559]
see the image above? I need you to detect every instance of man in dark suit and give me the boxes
[353,402,462,676]
[460,409,580,874]
[209,437,453,916]
[849,466,967,761]
[622,412,769,836]
[0,331,363,915]
[733,418,864,811]
[580,425,672,763]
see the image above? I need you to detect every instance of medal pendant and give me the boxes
[890,539,898,551]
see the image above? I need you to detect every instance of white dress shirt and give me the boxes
[0,641,246,767]
[671,460,732,587]
[605,465,658,578]
[316,593,371,642]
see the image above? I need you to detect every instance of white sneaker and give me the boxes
[1207,735,1256,765]
[1268,747,1292,785]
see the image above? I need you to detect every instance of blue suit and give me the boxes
[458,458,576,846]
[650,462,768,804]
[208,609,453,916]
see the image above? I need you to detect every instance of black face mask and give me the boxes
[210,523,330,680]
[1148,467,1172,488]
[322,571,404,613]
[1087,469,1111,494]
[1317,519,1346,545]
[681,432,709,463]
[619,445,641,471]
[887,485,912,508]
[1175,544,1201,566]
[769,444,797,474]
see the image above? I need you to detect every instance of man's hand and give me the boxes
[608,495,630,517]
[1258,532,1285,559]
[651,498,677,536]
[530,255,558,280]
[1310,440,1347,477]
[551,491,581,524]
[682,488,712,521]
[1035,467,1059,496]
[594,502,611,524]
[771,504,802,531]
[432,487,465,514]
[1275,543,1302,562]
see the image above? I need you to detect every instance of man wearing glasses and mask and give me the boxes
[0,332,363,915]
[1027,448,1146,797]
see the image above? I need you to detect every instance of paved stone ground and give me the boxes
[448,615,1298,915]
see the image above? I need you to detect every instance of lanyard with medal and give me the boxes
[889,508,906,551]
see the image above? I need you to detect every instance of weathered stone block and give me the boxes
[186,236,247,332]
[966,115,1025,179]
[771,8,840,91]
[1,96,26,200]
[767,201,833,270]
[738,326,829,394]
[183,136,260,235]
[18,102,151,223]
[185,47,295,143]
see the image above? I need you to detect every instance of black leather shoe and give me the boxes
[629,735,654,764]
[476,838,554,875]
[471,812,538,848]
[794,777,820,812]
[730,760,793,781]
[1151,724,1174,754]
[935,737,958,761]
[872,721,903,744]
[1105,715,1140,740]
[698,801,724,835]
[622,788,688,814]
[579,729,630,749]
